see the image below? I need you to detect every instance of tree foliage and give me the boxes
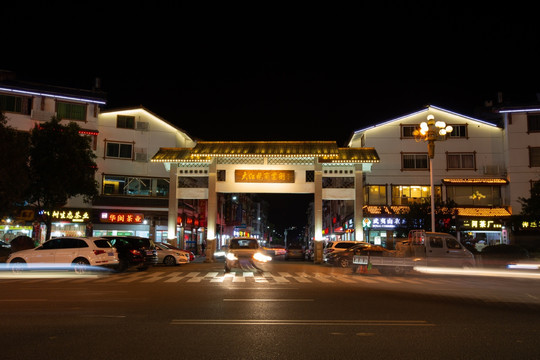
[518,181,540,219]
[28,117,98,240]
[395,199,458,237]
[0,111,30,218]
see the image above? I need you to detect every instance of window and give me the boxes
[364,185,386,205]
[446,238,461,249]
[178,177,209,188]
[126,177,151,195]
[102,174,169,197]
[217,170,226,181]
[446,185,501,206]
[401,125,417,138]
[402,153,428,170]
[529,147,540,167]
[57,101,86,121]
[0,94,31,114]
[429,237,443,248]
[117,115,135,129]
[448,124,467,138]
[305,170,314,182]
[527,114,540,132]
[60,238,88,248]
[322,177,354,188]
[106,142,133,159]
[447,152,475,170]
[391,185,441,205]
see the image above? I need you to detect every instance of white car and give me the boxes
[7,237,119,274]
[225,237,271,272]
[155,242,190,266]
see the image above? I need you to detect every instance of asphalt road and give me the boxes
[1,258,539,360]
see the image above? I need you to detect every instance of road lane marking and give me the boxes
[223,298,314,302]
[170,319,435,326]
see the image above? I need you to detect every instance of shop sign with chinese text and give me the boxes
[235,170,295,183]
[460,219,502,230]
[40,209,91,223]
[100,212,144,224]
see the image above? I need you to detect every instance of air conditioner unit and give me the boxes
[483,165,499,175]
[135,152,148,162]
[136,121,149,131]
[31,109,56,122]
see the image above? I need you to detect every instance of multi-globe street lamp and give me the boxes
[414,115,453,231]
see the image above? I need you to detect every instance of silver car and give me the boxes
[155,242,190,266]
[224,237,271,272]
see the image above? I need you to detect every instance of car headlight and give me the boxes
[253,252,272,263]
[226,253,238,261]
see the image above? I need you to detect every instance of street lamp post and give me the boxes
[414,115,452,232]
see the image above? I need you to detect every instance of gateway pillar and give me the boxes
[205,158,217,262]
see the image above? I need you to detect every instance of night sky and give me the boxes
[3,4,540,230]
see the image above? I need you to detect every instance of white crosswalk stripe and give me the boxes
[1,270,466,287]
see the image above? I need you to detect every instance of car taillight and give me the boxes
[94,249,106,255]
[130,249,141,256]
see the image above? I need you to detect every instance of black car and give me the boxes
[285,243,305,260]
[326,243,388,268]
[101,236,158,271]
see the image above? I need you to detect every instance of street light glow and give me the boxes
[415,114,452,231]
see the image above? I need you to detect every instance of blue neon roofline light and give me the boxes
[352,105,498,135]
[0,87,106,105]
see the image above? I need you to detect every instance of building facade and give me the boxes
[348,105,511,248]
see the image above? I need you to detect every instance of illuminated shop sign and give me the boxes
[461,219,502,230]
[235,170,295,183]
[100,212,144,224]
[40,209,90,223]
[521,220,540,229]
[363,217,404,229]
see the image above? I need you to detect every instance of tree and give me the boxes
[0,111,30,219]
[518,181,540,219]
[396,199,458,237]
[28,117,98,240]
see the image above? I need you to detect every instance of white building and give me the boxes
[0,71,200,247]
[89,107,197,247]
[348,105,511,247]
[0,70,105,241]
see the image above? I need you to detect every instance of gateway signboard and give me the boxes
[235,170,295,183]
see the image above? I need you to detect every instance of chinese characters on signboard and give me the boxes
[100,212,144,224]
[235,170,295,183]
[461,219,502,230]
[40,209,90,223]
[362,217,404,229]
[521,220,540,229]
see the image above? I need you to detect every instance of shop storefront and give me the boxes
[92,210,149,238]
[40,208,92,242]
[362,216,404,248]
[457,217,507,251]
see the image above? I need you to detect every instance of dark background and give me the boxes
[3,3,539,230]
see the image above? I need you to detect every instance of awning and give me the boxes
[442,178,508,185]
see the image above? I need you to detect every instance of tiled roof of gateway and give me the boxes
[191,141,340,157]
[151,141,379,163]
